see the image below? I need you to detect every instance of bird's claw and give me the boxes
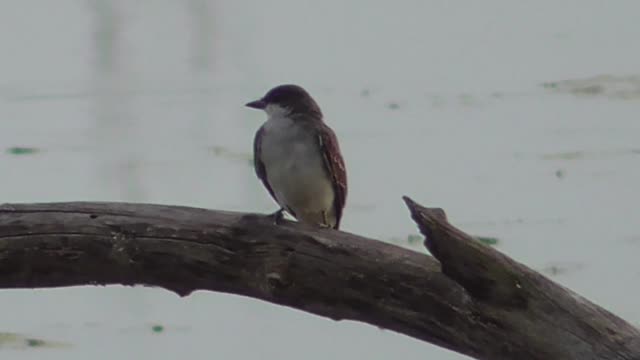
[320,211,332,229]
[269,208,285,225]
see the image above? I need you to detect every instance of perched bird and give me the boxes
[246,84,347,229]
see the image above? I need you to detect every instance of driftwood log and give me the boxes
[0,198,638,360]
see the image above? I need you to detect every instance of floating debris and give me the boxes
[542,151,584,160]
[475,236,499,246]
[406,234,422,245]
[6,146,40,155]
[555,169,565,179]
[151,324,164,333]
[542,74,640,99]
[386,102,400,110]
[0,332,70,349]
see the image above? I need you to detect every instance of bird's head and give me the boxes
[246,84,322,118]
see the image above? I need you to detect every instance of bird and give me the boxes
[246,84,347,230]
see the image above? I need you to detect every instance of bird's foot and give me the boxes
[320,211,332,229]
[268,208,285,225]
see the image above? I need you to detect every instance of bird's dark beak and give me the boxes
[245,99,267,109]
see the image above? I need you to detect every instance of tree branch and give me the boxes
[0,199,638,360]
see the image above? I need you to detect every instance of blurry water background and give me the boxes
[1,1,640,359]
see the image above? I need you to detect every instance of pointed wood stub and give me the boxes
[403,195,640,360]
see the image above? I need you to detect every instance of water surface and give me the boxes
[1,1,639,359]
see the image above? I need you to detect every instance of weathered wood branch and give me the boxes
[0,199,638,360]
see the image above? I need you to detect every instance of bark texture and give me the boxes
[0,198,638,360]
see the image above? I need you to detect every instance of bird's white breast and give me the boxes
[259,115,335,224]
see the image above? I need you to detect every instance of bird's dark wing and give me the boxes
[316,123,348,229]
[253,126,278,202]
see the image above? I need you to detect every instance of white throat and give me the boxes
[265,104,291,118]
